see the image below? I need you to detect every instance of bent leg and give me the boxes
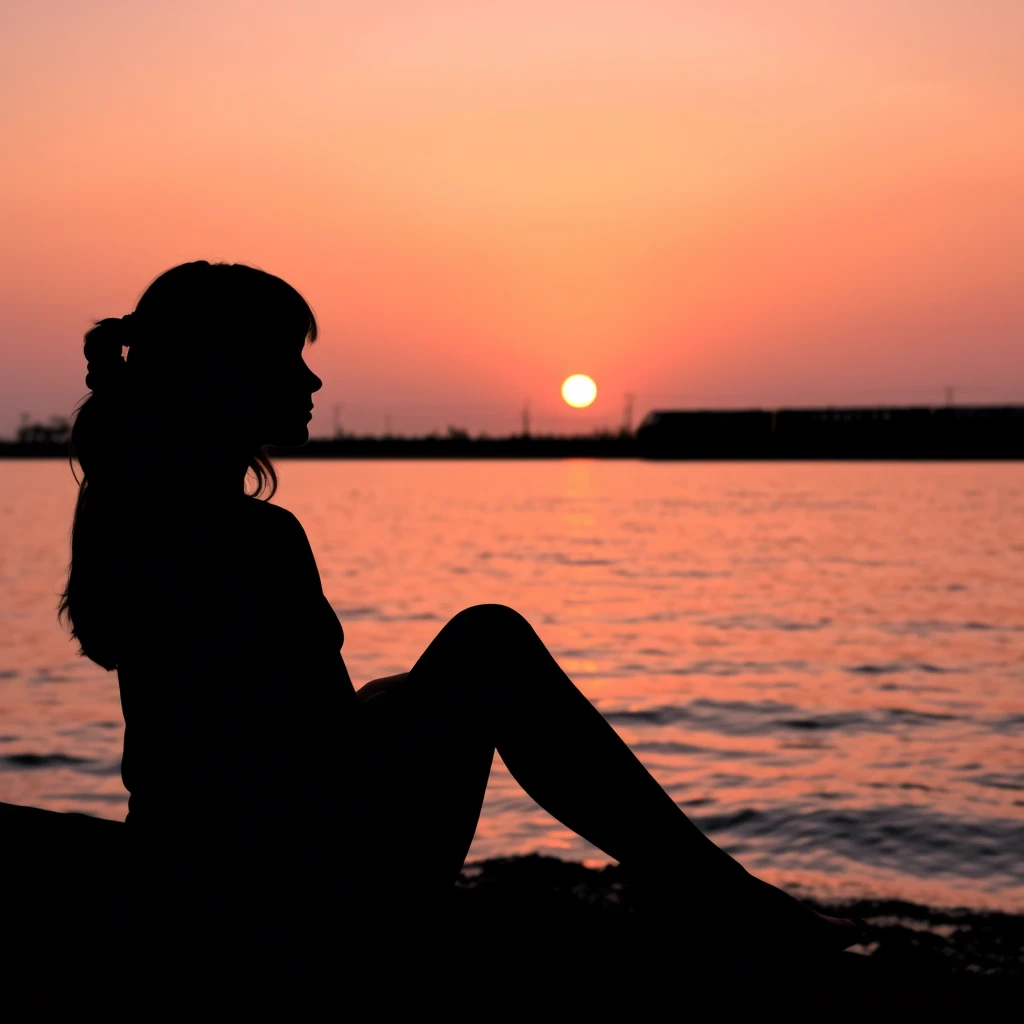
[355,604,860,953]
[359,604,741,890]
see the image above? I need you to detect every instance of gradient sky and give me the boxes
[2,0,1022,436]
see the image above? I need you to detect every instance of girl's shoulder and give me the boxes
[240,496,308,538]
[240,497,320,576]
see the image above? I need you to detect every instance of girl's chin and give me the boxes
[266,425,310,448]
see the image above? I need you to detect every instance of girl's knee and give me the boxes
[448,603,530,637]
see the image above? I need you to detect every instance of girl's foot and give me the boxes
[741,874,863,954]
[631,864,864,956]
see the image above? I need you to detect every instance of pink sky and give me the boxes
[2,1,1022,436]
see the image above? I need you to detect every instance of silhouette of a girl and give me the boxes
[62,261,856,988]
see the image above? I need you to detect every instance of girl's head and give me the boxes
[78,261,321,473]
[63,261,322,667]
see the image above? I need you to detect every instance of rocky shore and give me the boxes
[5,803,1020,1016]
[457,854,1022,981]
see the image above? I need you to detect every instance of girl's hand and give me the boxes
[356,672,409,704]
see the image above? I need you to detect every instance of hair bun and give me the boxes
[83,316,132,393]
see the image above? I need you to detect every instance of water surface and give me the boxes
[1,459,1021,910]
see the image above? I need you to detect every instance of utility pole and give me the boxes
[622,392,636,435]
[521,401,531,438]
[384,414,392,438]
[944,386,955,408]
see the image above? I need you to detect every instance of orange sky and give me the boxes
[2,1,1022,436]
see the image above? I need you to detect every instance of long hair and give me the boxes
[59,261,318,670]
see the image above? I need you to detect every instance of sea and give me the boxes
[1,459,1021,912]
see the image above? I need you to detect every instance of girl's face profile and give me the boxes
[247,335,319,448]
[233,331,322,448]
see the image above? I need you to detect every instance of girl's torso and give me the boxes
[116,496,356,835]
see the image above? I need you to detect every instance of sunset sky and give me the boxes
[2,1,1022,436]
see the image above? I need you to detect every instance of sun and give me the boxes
[561,374,597,409]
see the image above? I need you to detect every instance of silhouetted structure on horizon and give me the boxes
[636,404,1024,459]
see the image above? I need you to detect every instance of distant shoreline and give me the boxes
[4,402,1022,459]
[1,439,1021,460]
